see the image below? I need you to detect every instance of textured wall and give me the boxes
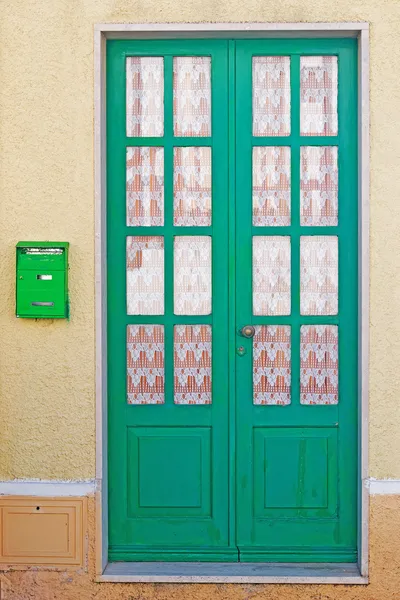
[0,0,399,479]
[0,495,398,598]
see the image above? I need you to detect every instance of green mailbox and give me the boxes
[16,242,69,319]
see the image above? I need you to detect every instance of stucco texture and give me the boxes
[0,0,399,480]
[0,495,398,599]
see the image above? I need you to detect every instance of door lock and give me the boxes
[240,325,255,338]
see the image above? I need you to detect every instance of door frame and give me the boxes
[94,21,370,583]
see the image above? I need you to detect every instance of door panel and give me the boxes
[235,39,358,562]
[107,40,233,562]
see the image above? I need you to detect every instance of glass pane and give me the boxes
[174,325,212,404]
[253,236,291,316]
[174,147,211,226]
[300,146,338,226]
[174,236,211,315]
[127,236,164,315]
[300,56,338,136]
[300,325,338,405]
[126,147,164,226]
[127,325,164,404]
[126,57,164,137]
[173,57,211,137]
[253,146,291,226]
[300,236,338,315]
[252,56,291,137]
[253,326,291,405]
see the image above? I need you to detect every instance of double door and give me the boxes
[107,38,358,563]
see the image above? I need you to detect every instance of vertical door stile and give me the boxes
[228,40,238,555]
[164,54,174,406]
[290,54,301,410]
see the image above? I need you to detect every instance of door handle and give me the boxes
[239,325,255,338]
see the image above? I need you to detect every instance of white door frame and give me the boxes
[94,22,369,582]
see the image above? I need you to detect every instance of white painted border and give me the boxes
[368,479,400,495]
[94,24,108,576]
[2,477,397,496]
[358,26,370,580]
[95,22,368,35]
[95,22,369,29]
[94,22,370,583]
[0,480,96,497]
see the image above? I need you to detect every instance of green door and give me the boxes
[107,39,233,562]
[234,40,358,563]
[107,38,358,563]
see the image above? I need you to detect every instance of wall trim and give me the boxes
[0,480,96,497]
[358,25,370,580]
[94,22,368,37]
[3,478,399,497]
[94,22,370,582]
[368,479,400,495]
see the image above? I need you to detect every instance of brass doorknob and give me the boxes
[240,325,255,338]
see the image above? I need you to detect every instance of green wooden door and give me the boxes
[107,39,233,562]
[235,39,358,562]
[107,38,358,563]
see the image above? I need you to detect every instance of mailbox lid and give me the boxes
[16,242,69,271]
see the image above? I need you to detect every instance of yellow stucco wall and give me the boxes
[0,0,399,480]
